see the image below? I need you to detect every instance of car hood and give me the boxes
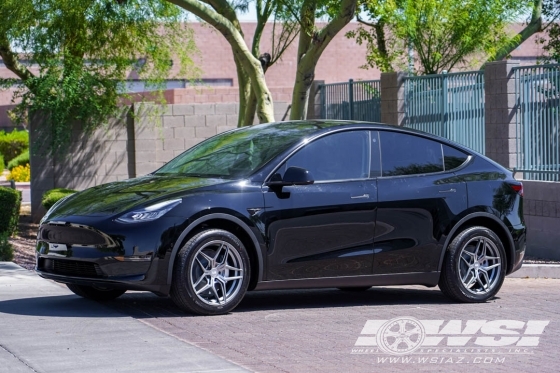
[45,175,228,219]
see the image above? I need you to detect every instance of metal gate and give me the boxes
[514,65,560,181]
[320,79,381,122]
[404,71,485,154]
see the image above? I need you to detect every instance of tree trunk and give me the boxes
[168,0,275,123]
[290,62,314,120]
[235,56,252,127]
[480,0,542,68]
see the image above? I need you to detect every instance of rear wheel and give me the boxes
[170,229,250,315]
[439,226,506,302]
[66,284,126,301]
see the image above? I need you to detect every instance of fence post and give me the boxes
[348,79,354,120]
[441,70,448,138]
[484,60,519,169]
[380,72,406,126]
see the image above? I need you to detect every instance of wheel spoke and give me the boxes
[483,262,501,271]
[465,273,477,289]
[222,275,243,282]
[198,251,214,266]
[214,243,229,265]
[210,280,223,305]
[225,264,243,272]
[461,267,474,283]
[193,272,208,287]
[479,269,490,288]
[195,257,208,272]
[195,283,211,295]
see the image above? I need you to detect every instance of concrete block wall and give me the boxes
[523,181,560,260]
[30,102,287,222]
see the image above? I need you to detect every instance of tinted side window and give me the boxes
[443,145,469,171]
[380,132,444,176]
[285,131,370,181]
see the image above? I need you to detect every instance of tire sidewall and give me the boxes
[174,229,251,315]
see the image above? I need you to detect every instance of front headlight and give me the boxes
[116,199,182,223]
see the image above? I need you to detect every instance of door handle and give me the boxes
[439,188,456,193]
[351,194,370,199]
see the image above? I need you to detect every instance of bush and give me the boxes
[0,154,4,171]
[7,150,29,171]
[0,130,29,163]
[42,188,77,211]
[0,187,21,237]
[7,164,30,182]
[0,232,14,261]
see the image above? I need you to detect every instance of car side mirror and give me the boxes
[266,166,315,187]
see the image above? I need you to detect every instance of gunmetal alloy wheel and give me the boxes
[458,236,501,295]
[439,226,506,303]
[170,229,250,315]
[190,240,244,306]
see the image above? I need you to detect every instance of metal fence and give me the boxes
[320,79,381,122]
[514,65,560,181]
[404,71,485,154]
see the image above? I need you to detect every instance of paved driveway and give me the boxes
[106,277,560,373]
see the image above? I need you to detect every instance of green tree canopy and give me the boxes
[0,0,198,153]
[349,0,528,74]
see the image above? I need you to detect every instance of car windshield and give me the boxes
[154,122,325,179]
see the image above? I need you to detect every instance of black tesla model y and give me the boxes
[36,121,526,315]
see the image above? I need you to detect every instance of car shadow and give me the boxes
[106,286,458,318]
[0,286,484,318]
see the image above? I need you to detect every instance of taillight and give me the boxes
[508,182,523,197]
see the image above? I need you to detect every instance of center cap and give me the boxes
[211,269,218,277]
[474,262,480,269]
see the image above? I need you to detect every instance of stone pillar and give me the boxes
[484,60,519,168]
[306,80,325,120]
[380,72,406,126]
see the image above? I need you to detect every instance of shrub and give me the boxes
[7,164,31,182]
[7,150,29,171]
[0,232,14,261]
[0,154,4,171]
[0,130,29,163]
[42,188,77,211]
[0,187,21,237]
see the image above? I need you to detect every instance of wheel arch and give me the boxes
[167,213,263,290]
[438,212,515,274]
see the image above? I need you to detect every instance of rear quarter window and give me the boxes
[443,145,469,171]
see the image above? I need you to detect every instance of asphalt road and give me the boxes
[1,263,558,373]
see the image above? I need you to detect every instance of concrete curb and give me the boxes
[508,264,560,279]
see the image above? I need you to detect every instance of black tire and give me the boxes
[338,287,372,292]
[66,284,126,301]
[170,229,251,315]
[439,226,506,303]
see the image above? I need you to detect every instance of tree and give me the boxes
[168,0,278,124]
[539,0,560,62]
[349,0,527,75]
[289,0,358,120]
[0,0,198,153]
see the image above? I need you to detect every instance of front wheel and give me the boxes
[66,284,126,301]
[170,229,250,315]
[439,226,506,303]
